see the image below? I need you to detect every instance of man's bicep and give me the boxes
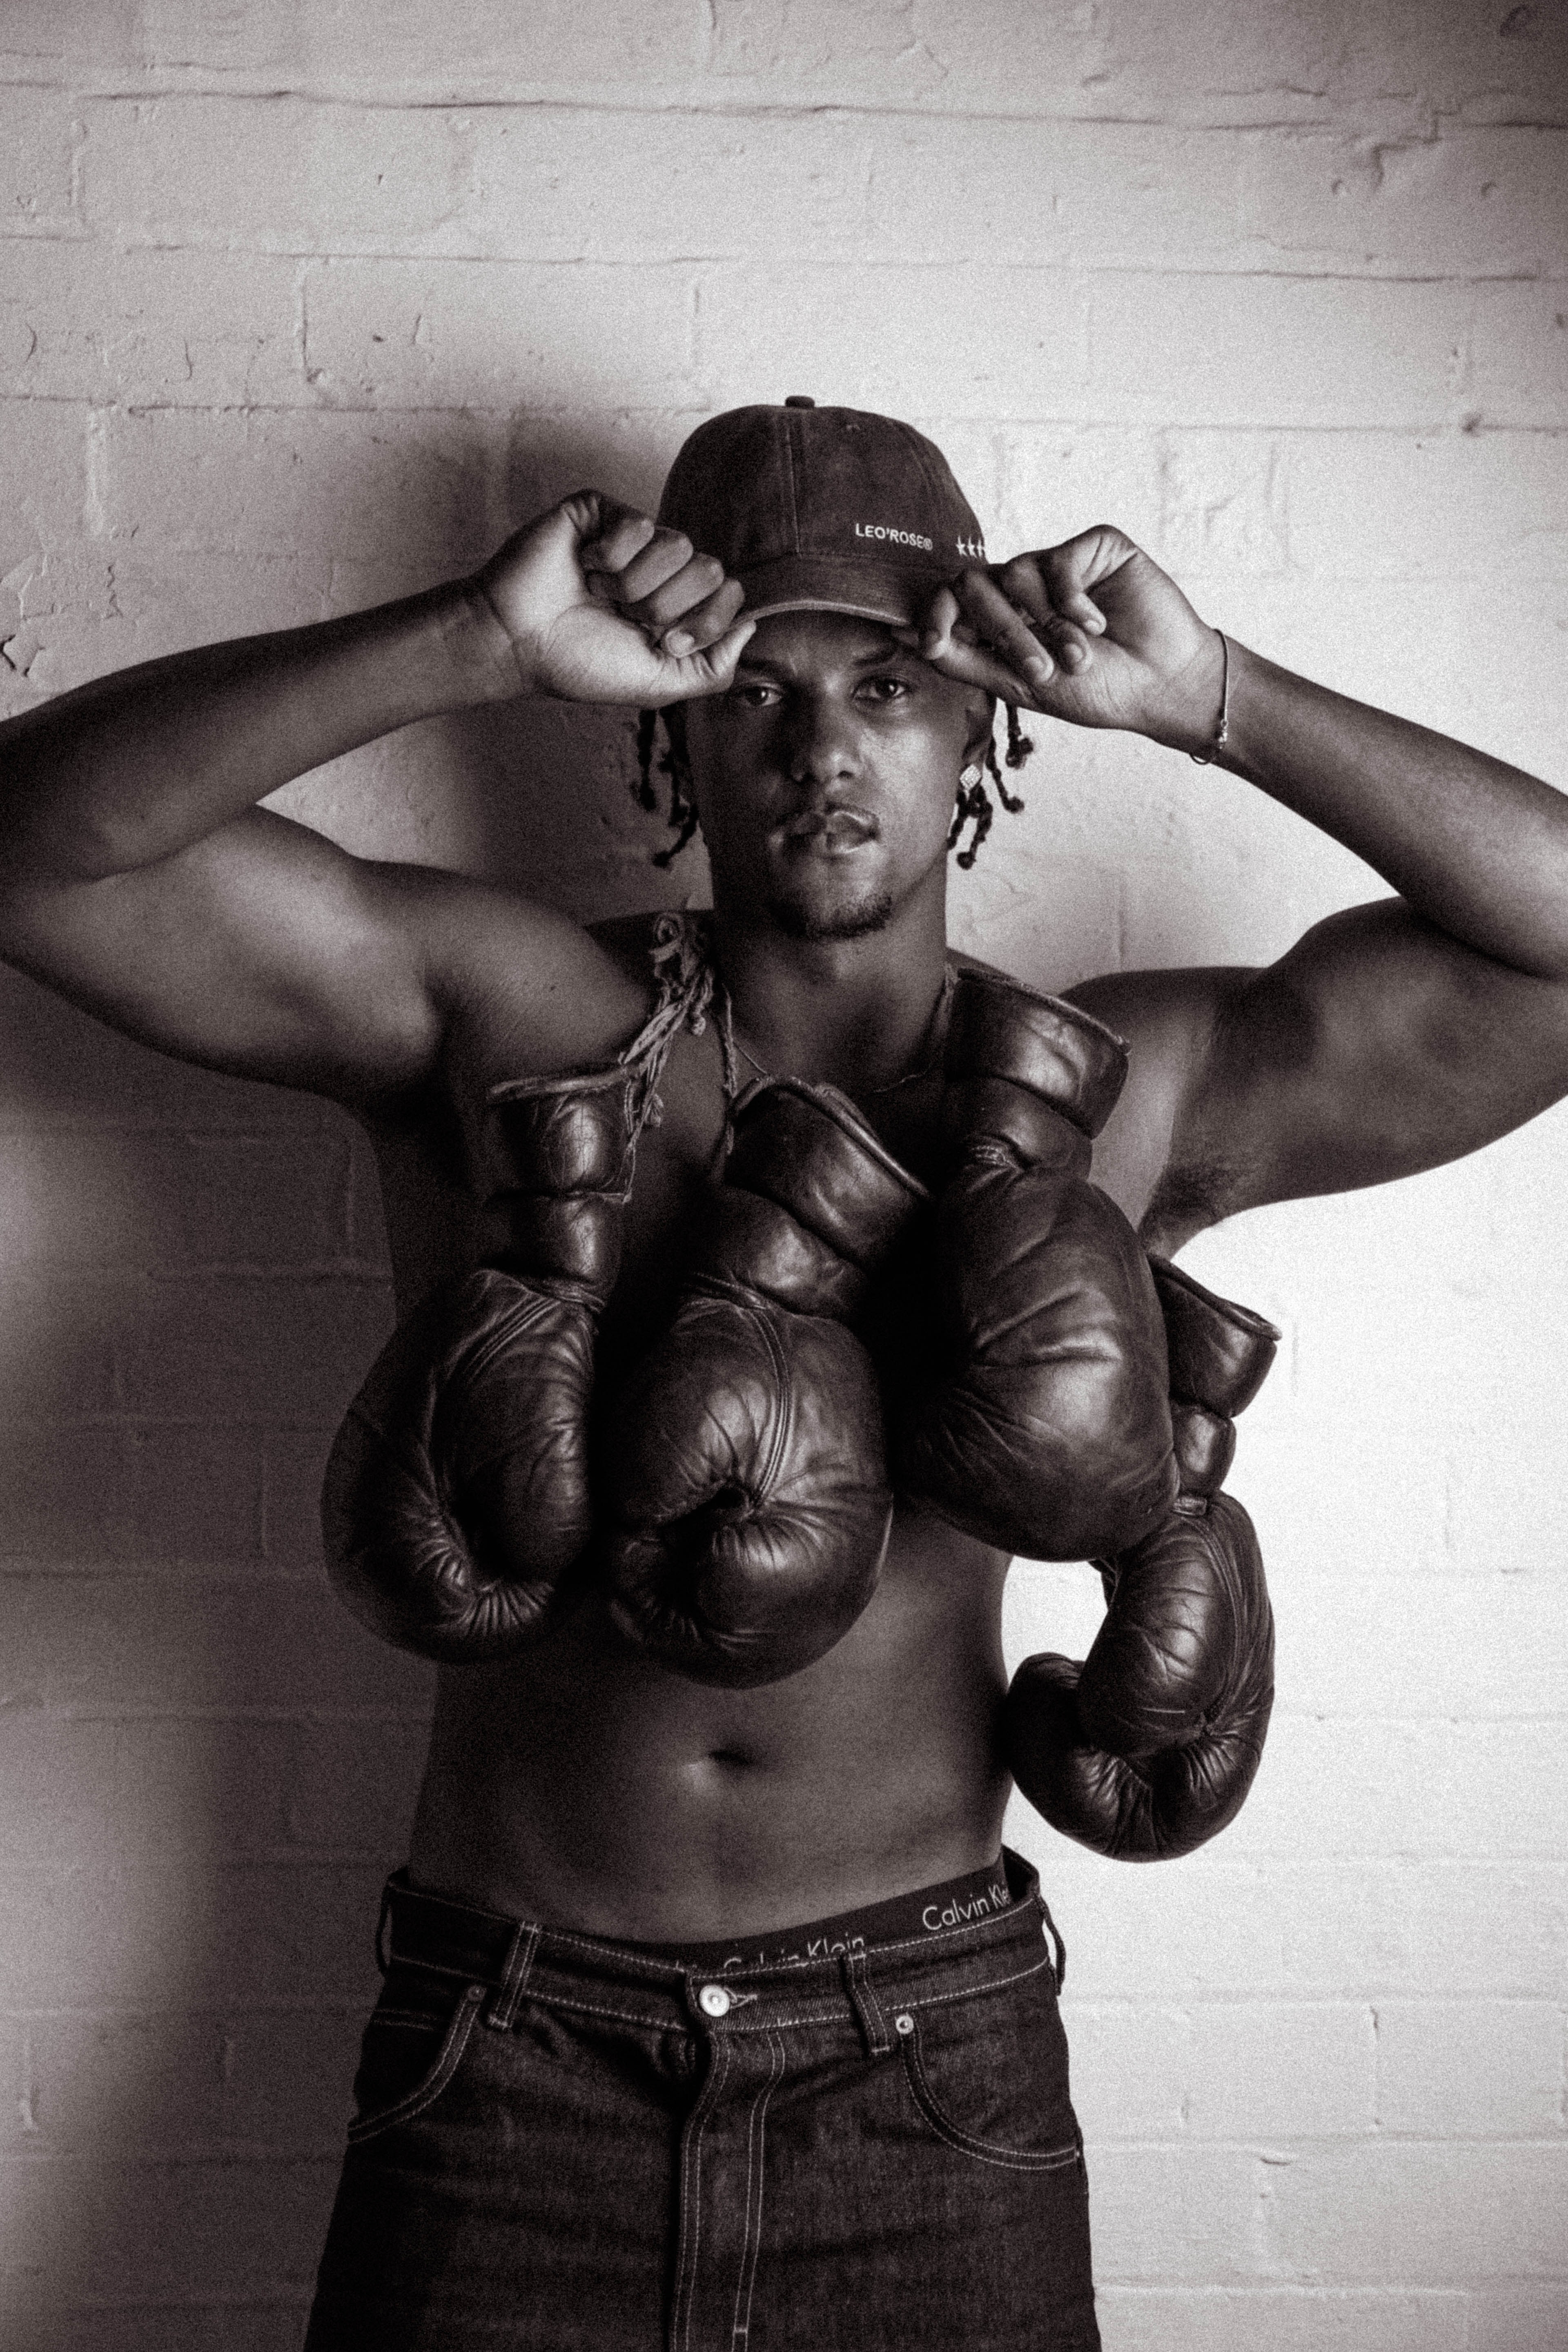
[1175,898,1568,1221]
[1,802,634,1109]
[0,807,467,1096]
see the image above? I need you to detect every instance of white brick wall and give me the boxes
[2,2,1564,2343]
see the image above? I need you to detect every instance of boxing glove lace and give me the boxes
[1003,1257,1279,1860]
[321,1065,633,1662]
[599,1077,926,1688]
[893,970,1177,1561]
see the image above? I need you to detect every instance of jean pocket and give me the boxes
[346,1980,487,2145]
[895,1982,1083,2174]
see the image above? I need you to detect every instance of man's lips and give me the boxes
[777,806,880,852]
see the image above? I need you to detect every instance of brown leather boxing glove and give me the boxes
[1004,1258,1279,1860]
[321,1065,632,1662]
[598,1077,926,1687]
[892,970,1177,1561]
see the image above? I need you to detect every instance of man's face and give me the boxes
[680,611,991,942]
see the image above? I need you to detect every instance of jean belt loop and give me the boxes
[1038,1897,1067,1992]
[840,1945,892,2058]
[485,1920,542,2033]
[374,1877,399,1978]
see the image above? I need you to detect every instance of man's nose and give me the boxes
[784,696,860,788]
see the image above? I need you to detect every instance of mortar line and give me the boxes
[8,74,1568,134]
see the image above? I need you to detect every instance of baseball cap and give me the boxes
[657,397,988,630]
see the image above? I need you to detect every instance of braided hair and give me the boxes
[947,703,1034,871]
[633,699,1036,870]
[632,708,702,870]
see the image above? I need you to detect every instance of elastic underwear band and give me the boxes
[633,1858,1013,1974]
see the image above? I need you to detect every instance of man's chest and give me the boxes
[368,943,1187,1319]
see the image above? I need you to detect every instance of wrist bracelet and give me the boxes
[1189,630,1230,766]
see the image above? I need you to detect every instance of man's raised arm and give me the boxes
[915,525,1568,1232]
[0,497,753,1102]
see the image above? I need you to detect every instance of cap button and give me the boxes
[783,395,815,409]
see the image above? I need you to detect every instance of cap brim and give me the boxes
[735,554,949,630]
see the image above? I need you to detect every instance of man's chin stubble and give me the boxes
[765,887,896,944]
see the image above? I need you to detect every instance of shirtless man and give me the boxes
[2,399,1565,2351]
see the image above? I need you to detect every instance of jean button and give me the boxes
[894,2012,915,2036]
[698,1983,732,2019]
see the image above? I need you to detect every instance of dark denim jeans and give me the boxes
[305,1852,1100,2350]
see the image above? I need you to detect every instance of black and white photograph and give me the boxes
[1,3,1565,2345]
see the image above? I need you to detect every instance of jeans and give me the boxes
[304,1851,1100,2350]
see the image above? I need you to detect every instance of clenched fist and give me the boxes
[468,492,756,709]
[903,526,1229,755]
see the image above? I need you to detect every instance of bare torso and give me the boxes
[4,494,1552,1943]
[373,915,1177,1942]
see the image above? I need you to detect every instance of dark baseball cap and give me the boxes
[657,396,988,629]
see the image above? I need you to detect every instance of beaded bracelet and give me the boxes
[1189,630,1231,766]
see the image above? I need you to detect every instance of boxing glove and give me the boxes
[893,971,1177,1561]
[1003,1258,1279,1861]
[321,1065,633,1662]
[599,1077,926,1688]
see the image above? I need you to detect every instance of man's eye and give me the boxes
[859,676,911,703]
[728,682,779,707]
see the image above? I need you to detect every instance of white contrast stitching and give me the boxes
[346,1982,485,2144]
[901,2019,1082,2175]
[677,2032,730,2352]
[732,2029,784,2346]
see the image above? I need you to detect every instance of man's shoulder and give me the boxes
[1063,962,1248,1064]
[1050,961,1256,1241]
[406,883,659,1096]
[948,949,1248,1077]
[586,907,668,984]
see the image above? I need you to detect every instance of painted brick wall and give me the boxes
[1,4,1564,2345]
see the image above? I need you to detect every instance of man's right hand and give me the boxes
[472,492,755,709]
[0,486,708,1103]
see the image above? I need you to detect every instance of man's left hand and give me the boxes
[906,526,1227,753]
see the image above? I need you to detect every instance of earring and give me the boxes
[960,763,982,788]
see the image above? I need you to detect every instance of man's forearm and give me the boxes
[1216,644,1568,982]
[0,579,518,885]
